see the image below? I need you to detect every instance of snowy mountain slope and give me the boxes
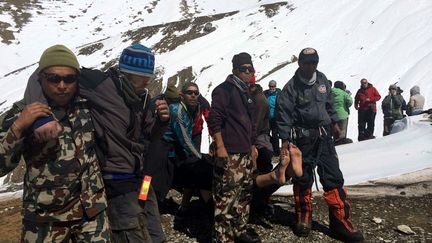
[275,114,432,195]
[0,0,431,188]
[1,1,431,135]
[0,0,283,72]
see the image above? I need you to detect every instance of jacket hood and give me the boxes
[410,85,420,95]
[361,83,373,89]
[253,84,264,93]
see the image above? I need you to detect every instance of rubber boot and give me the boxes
[323,188,364,242]
[293,185,312,237]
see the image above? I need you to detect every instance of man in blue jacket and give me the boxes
[163,82,213,222]
[264,80,282,156]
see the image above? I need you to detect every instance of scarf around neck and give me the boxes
[298,71,317,86]
[231,74,249,92]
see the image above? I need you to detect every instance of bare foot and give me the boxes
[287,144,303,177]
[271,148,290,185]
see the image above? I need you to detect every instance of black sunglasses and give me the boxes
[184,90,200,96]
[42,73,77,84]
[238,66,255,73]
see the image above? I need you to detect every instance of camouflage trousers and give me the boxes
[213,153,254,243]
[21,210,110,243]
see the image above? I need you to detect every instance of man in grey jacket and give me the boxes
[407,85,425,116]
[276,48,364,242]
[24,44,169,243]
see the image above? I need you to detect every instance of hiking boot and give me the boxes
[329,213,364,242]
[294,222,312,237]
[174,205,190,221]
[293,185,312,237]
[234,228,261,243]
[204,199,215,222]
[262,204,275,220]
[324,188,364,242]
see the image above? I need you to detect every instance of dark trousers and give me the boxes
[251,147,280,212]
[144,186,165,243]
[293,130,344,192]
[337,118,348,139]
[357,108,376,139]
[383,118,396,136]
[269,119,280,155]
[107,191,152,243]
[144,139,174,200]
[173,157,213,191]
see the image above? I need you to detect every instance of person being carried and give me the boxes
[0,45,110,242]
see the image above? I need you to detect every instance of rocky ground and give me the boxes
[159,191,432,243]
[1,187,431,243]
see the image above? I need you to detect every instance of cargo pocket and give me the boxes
[106,191,143,231]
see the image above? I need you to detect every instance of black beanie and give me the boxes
[232,52,253,69]
[334,81,345,90]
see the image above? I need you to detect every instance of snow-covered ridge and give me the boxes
[1,0,431,189]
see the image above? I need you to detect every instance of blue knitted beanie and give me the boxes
[119,44,155,77]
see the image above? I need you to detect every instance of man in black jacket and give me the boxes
[208,52,260,243]
[276,48,364,242]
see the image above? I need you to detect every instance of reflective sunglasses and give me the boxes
[238,66,255,73]
[42,73,77,84]
[184,90,200,96]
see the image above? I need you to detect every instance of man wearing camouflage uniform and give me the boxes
[24,44,169,243]
[0,45,109,242]
[208,52,260,243]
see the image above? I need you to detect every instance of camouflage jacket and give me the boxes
[0,97,107,223]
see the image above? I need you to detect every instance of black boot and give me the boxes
[324,188,364,242]
[293,185,312,237]
[234,228,261,243]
